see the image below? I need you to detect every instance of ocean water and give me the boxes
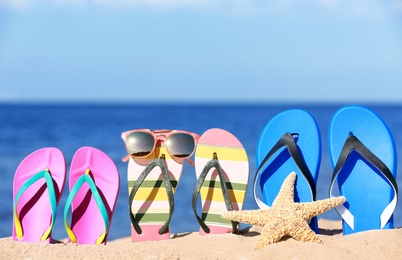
[0,103,401,241]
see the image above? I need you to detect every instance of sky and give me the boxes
[0,0,402,104]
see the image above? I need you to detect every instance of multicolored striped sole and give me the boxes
[127,146,184,241]
[194,128,249,235]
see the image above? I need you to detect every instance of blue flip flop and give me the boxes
[328,105,398,235]
[253,109,321,231]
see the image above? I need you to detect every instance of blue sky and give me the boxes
[0,0,401,103]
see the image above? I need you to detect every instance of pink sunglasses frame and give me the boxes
[121,129,200,164]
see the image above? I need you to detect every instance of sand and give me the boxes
[1,219,401,260]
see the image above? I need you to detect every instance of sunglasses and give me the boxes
[121,129,200,164]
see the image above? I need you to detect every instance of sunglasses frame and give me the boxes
[121,129,200,163]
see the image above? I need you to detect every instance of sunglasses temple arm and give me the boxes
[186,158,195,166]
[122,154,131,162]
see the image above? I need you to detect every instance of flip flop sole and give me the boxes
[255,109,321,206]
[12,147,66,243]
[254,109,321,231]
[329,106,397,234]
[68,146,119,244]
[195,128,249,235]
[127,145,184,241]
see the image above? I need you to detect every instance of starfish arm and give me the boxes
[272,172,297,206]
[221,209,271,227]
[298,196,346,220]
[288,219,323,244]
[255,216,288,250]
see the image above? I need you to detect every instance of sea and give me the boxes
[1,103,401,241]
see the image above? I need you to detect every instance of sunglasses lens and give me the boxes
[125,132,155,157]
[166,133,195,158]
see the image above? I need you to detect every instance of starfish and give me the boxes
[221,172,346,249]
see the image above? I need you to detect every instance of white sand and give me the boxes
[1,219,401,260]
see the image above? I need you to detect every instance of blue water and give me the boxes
[1,103,401,241]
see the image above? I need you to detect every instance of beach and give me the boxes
[1,219,401,260]
[2,104,402,259]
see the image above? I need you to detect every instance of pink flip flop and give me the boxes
[13,147,66,243]
[64,147,119,245]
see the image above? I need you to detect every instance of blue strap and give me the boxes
[13,169,57,241]
[64,169,109,244]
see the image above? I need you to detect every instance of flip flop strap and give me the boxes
[329,134,398,229]
[64,170,109,244]
[128,157,174,235]
[13,169,57,242]
[192,155,238,234]
[253,133,316,208]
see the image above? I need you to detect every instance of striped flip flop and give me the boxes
[127,145,184,241]
[193,128,249,235]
